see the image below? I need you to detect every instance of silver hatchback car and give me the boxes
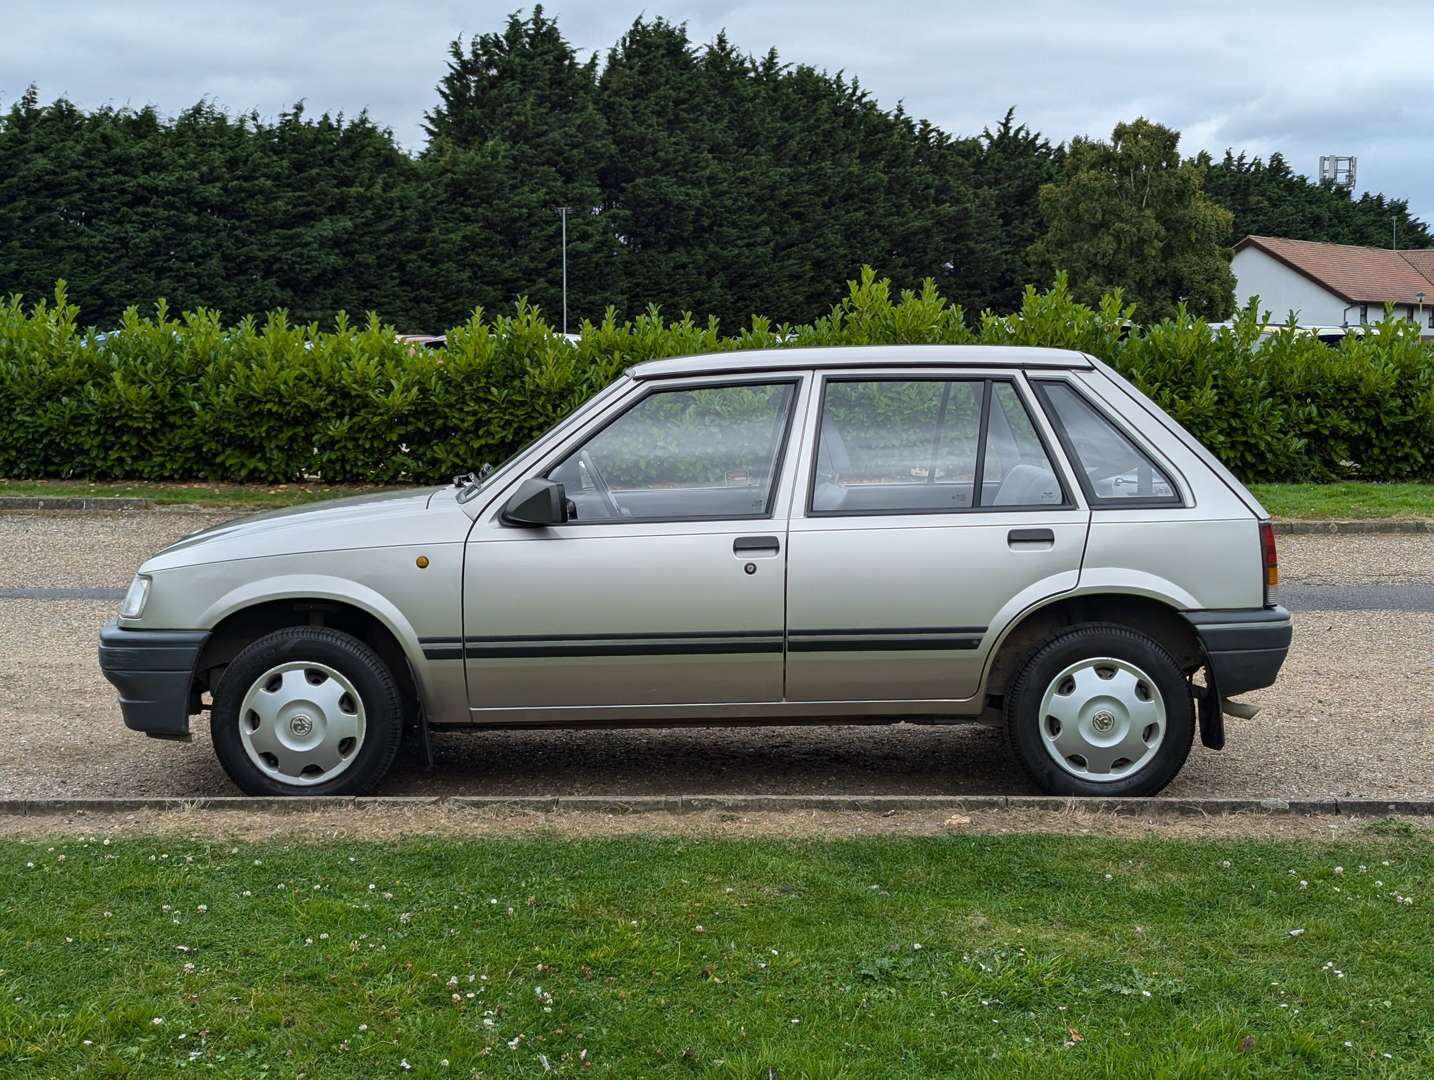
[100,346,1291,797]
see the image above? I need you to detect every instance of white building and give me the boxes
[1232,235,1434,337]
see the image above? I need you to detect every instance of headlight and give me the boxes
[120,574,151,619]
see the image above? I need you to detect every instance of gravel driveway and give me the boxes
[0,509,1430,800]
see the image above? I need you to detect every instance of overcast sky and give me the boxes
[7,0,1432,227]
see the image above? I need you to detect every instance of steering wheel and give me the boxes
[578,448,621,519]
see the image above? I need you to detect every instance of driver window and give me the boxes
[549,382,796,523]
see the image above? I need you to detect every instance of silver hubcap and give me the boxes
[238,662,366,786]
[1037,657,1165,782]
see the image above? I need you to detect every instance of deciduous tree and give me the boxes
[1030,118,1235,320]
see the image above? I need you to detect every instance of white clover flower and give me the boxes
[196,905,207,914]
[151,1017,164,1025]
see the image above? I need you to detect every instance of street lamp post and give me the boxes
[557,207,571,336]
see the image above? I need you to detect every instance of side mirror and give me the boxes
[501,477,570,527]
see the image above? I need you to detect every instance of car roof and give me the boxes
[626,345,1093,380]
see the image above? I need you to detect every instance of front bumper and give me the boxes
[98,619,208,738]
[1183,606,1293,697]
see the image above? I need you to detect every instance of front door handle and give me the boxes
[734,535,781,556]
[1008,528,1055,547]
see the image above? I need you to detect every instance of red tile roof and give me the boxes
[1235,236,1434,305]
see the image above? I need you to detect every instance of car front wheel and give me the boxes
[211,627,404,796]
[1005,624,1195,797]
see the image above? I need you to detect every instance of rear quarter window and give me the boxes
[1034,380,1181,506]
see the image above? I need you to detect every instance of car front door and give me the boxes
[462,374,808,720]
[785,370,1089,704]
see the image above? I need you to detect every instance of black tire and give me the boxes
[211,627,404,796]
[1005,623,1194,797]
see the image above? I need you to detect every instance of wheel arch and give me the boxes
[981,589,1203,704]
[193,578,430,723]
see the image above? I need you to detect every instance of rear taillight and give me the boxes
[1259,521,1278,605]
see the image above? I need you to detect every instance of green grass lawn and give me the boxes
[0,478,387,508]
[1248,483,1434,520]
[4,478,1434,520]
[1,831,1431,1077]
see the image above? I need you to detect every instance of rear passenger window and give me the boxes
[980,384,1065,507]
[1035,381,1179,504]
[810,378,1066,514]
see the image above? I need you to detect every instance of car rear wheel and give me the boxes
[1005,624,1194,797]
[211,627,404,796]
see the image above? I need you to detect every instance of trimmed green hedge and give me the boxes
[2,271,1432,484]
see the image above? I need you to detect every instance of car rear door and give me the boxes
[784,368,1089,704]
[460,373,809,720]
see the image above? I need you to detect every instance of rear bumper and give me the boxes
[98,619,208,738]
[1183,606,1292,696]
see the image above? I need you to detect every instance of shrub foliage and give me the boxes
[2,271,1431,485]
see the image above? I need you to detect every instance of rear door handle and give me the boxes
[1008,528,1055,547]
[734,535,781,556]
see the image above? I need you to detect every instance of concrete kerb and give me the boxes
[0,794,1430,818]
[1273,519,1434,535]
[0,496,150,511]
